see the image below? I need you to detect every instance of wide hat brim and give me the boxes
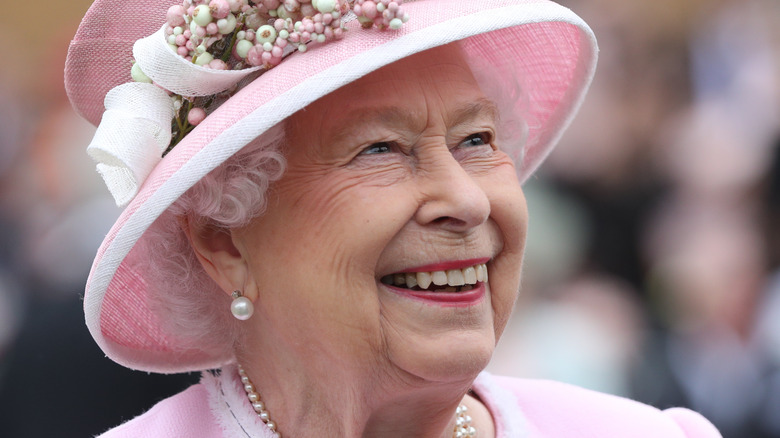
[67,0,598,373]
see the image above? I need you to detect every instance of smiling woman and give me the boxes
[66,0,722,437]
[218,47,527,393]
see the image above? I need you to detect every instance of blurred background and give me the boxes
[0,0,778,436]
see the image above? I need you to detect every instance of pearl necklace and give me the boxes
[238,365,282,438]
[238,364,477,438]
[454,404,477,437]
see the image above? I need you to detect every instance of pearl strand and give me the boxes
[238,364,281,438]
[454,404,477,437]
[237,364,477,438]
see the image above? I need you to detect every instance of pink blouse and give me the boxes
[97,365,722,437]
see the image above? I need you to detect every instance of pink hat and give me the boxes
[67,0,598,373]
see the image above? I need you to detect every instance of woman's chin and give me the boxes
[377,282,499,381]
[389,330,497,384]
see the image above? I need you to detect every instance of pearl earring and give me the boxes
[231,290,254,320]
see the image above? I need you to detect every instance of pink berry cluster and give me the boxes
[161,0,408,71]
[353,0,409,30]
[136,0,409,153]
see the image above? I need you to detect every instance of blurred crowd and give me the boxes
[0,0,778,437]
[490,1,780,437]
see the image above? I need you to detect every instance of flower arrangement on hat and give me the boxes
[65,0,723,436]
[148,0,410,152]
[87,0,410,208]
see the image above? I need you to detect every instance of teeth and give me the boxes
[432,271,448,286]
[381,263,488,291]
[476,264,486,283]
[447,269,465,286]
[417,272,432,289]
[463,266,477,285]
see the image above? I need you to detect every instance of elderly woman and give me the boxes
[66,0,722,436]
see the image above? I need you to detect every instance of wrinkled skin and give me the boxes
[190,43,528,437]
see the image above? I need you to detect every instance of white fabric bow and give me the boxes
[134,27,262,97]
[87,26,262,207]
[87,83,174,207]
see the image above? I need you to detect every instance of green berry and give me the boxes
[193,5,213,26]
[315,0,336,13]
[131,62,153,83]
[195,52,214,66]
[256,25,277,45]
[276,5,291,19]
[236,39,253,58]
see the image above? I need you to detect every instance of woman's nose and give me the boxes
[413,153,491,233]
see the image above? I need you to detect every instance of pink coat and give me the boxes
[97,366,722,437]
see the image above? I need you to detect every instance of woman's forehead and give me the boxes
[288,44,493,138]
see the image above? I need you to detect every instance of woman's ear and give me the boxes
[181,216,250,299]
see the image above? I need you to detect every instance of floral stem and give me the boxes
[221,16,247,63]
[165,98,195,156]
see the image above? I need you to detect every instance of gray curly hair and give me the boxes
[144,123,287,359]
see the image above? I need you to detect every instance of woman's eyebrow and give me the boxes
[331,98,499,143]
[448,98,500,127]
[330,106,418,143]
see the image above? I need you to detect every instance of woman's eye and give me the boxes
[459,132,492,148]
[360,141,395,155]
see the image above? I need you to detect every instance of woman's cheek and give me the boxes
[491,254,524,338]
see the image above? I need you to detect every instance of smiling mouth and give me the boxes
[380,263,488,293]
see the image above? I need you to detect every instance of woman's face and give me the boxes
[234,44,528,383]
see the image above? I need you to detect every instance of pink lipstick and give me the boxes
[381,282,486,307]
